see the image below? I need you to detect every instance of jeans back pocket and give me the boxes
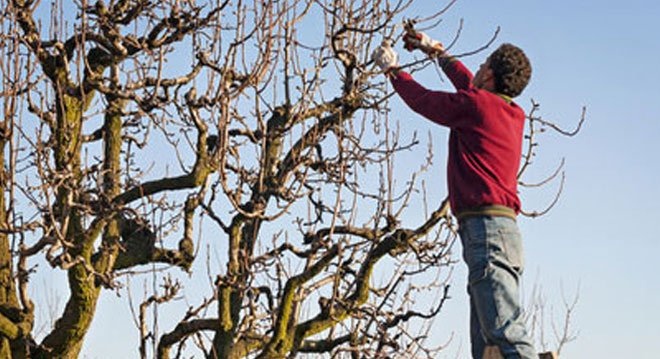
[497,226,524,273]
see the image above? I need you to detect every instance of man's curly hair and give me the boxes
[489,44,532,98]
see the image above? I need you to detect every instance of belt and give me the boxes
[455,205,517,222]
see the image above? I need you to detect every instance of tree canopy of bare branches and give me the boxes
[0,0,582,358]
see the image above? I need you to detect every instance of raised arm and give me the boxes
[389,70,471,128]
[438,56,474,91]
[402,31,474,90]
[372,43,473,128]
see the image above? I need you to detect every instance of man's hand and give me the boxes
[371,43,399,73]
[403,31,445,56]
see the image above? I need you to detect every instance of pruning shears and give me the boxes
[403,19,420,52]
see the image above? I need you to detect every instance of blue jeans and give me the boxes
[458,216,537,359]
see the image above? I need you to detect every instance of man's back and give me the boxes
[389,64,525,214]
[448,88,524,215]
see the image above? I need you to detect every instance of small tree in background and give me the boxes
[0,0,583,358]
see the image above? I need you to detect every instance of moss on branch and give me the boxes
[264,246,339,356]
[99,218,194,271]
[157,318,220,359]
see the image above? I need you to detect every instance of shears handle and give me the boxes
[402,19,420,52]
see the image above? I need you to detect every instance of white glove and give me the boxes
[403,31,444,55]
[371,43,399,72]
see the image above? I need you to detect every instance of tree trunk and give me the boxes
[34,91,99,359]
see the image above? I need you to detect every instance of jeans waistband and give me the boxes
[455,205,517,223]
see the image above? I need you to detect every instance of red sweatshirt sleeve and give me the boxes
[438,57,474,91]
[390,71,474,128]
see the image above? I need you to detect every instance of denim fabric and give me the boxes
[458,216,536,359]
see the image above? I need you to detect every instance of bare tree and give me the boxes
[524,280,580,357]
[0,0,583,358]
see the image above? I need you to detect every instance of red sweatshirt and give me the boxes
[390,59,524,214]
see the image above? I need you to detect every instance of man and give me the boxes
[372,33,536,359]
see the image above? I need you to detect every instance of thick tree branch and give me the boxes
[276,96,362,186]
[265,246,339,354]
[157,318,220,359]
[290,198,450,352]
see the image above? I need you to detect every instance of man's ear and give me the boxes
[483,69,496,91]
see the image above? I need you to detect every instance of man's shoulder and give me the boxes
[469,89,523,111]
[455,88,495,108]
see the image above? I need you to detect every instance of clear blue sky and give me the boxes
[394,1,660,358]
[25,1,658,358]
